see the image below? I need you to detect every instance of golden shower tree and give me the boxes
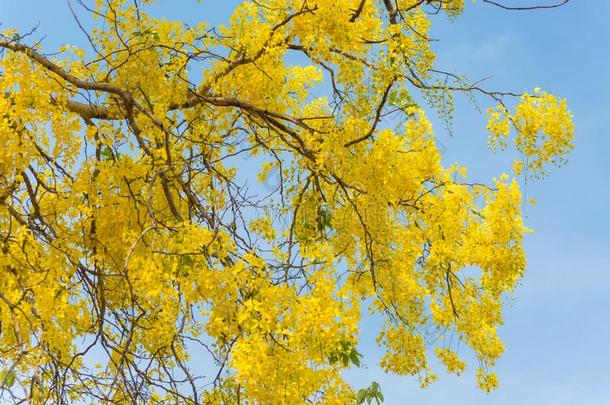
[0,0,573,403]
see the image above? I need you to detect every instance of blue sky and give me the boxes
[1,1,609,404]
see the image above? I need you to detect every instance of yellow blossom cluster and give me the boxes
[0,0,573,402]
[488,88,574,177]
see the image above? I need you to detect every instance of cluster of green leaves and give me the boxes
[327,340,363,368]
[356,381,384,405]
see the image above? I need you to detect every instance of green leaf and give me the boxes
[100,146,114,161]
[349,348,362,367]
[180,255,194,267]
[340,353,349,367]
[356,389,368,404]
[327,352,339,365]
[0,370,16,388]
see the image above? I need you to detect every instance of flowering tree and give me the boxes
[0,0,573,403]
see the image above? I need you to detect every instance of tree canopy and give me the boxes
[0,0,573,403]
